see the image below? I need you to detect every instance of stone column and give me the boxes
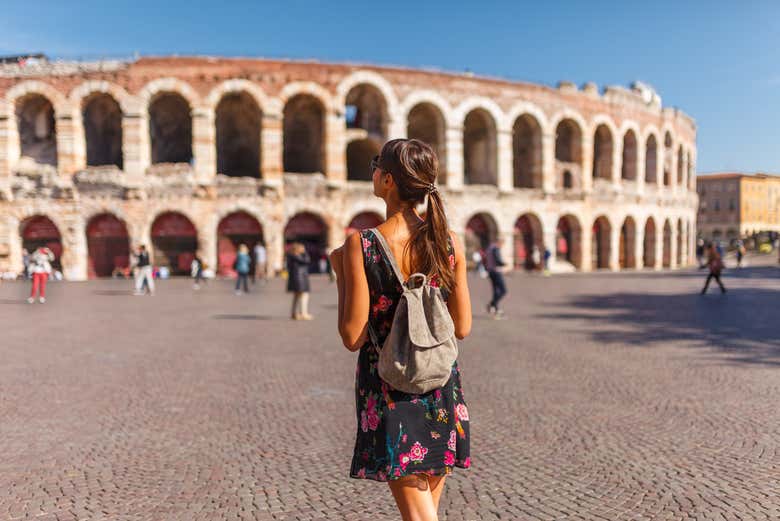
[581,219,593,272]
[609,224,620,271]
[581,135,593,193]
[636,141,646,195]
[192,107,216,183]
[445,125,464,191]
[497,128,513,193]
[500,230,514,272]
[541,131,555,194]
[122,111,149,179]
[611,136,621,189]
[261,112,283,184]
[0,113,13,178]
[634,223,645,270]
[325,111,346,183]
[670,223,678,269]
[198,221,217,272]
[55,114,78,177]
[60,213,87,281]
[654,225,663,270]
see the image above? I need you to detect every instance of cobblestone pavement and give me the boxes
[1,259,779,521]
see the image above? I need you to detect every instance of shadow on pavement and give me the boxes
[212,314,275,321]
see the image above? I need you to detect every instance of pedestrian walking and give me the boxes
[543,246,552,276]
[485,238,508,317]
[736,241,745,268]
[191,255,205,289]
[329,138,471,521]
[701,244,726,294]
[253,242,267,284]
[286,242,312,320]
[530,245,541,272]
[133,245,155,296]
[27,246,54,303]
[234,244,251,295]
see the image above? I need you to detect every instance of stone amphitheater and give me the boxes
[0,56,698,280]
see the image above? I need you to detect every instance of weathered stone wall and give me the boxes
[0,57,698,280]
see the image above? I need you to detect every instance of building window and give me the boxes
[729,199,735,211]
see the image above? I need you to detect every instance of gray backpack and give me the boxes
[367,228,458,395]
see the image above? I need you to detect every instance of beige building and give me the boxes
[697,173,780,242]
[0,56,698,280]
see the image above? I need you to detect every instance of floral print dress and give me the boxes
[350,229,471,482]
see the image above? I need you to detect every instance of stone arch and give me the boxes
[150,211,198,275]
[217,211,264,276]
[553,115,584,190]
[399,90,452,126]
[82,92,123,168]
[346,211,384,236]
[14,93,58,167]
[514,213,544,270]
[20,215,63,271]
[205,79,273,115]
[69,80,132,114]
[86,213,130,278]
[644,133,658,184]
[619,216,637,268]
[463,109,497,185]
[335,70,399,122]
[592,124,614,181]
[284,212,330,273]
[345,83,389,181]
[465,212,499,267]
[591,215,612,269]
[677,145,685,186]
[676,218,684,266]
[621,129,638,181]
[216,91,262,178]
[283,94,326,174]
[556,215,582,269]
[512,113,543,188]
[662,219,672,267]
[643,217,657,268]
[5,80,68,118]
[663,131,674,187]
[407,102,448,183]
[137,77,200,109]
[148,91,193,165]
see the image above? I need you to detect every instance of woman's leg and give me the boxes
[427,475,446,512]
[300,292,310,317]
[291,292,301,318]
[701,273,713,293]
[39,273,48,300]
[388,475,439,521]
[30,273,40,298]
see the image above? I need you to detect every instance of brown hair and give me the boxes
[378,138,455,290]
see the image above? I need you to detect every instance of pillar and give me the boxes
[497,128,513,193]
[541,131,555,194]
[193,107,216,183]
[325,110,346,183]
[55,114,78,177]
[122,110,149,179]
[581,135,593,193]
[261,112,283,184]
[446,125,464,191]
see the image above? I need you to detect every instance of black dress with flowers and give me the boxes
[350,229,471,482]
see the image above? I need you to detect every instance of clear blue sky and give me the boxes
[2,0,778,174]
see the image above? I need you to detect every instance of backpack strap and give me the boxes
[369,228,406,285]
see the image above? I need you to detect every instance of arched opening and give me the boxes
[593,124,613,181]
[514,214,543,270]
[555,119,582,190]
[150,212,198,275]
[645,135,658,184]
[216,92,261,178]
[591,216,612,269]
[86,213,130,278]
[284,212,329,273]
[465,213,499,268]
[21,215,63,272]
[345,211,383,236]
[16,94,57,166]
[346,84,387,182]
[512,114,542,188]
[677,146,684,186]
[283,94,325,173]
[621,130,637,181]
[643,218,656,268]
[556,215,582,269]
[676,219,684,266]
[663,132,673,187]
[407,103,447,184]
[619,217,636,269]
[463,109,497,185]
[347,139,380,182]
[217,211,264,276]
[662,219,672,268]
[83,93,123,169]
[149,92,192,165]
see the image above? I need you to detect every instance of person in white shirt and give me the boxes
[253,242,267,283]
[27,247,54,304]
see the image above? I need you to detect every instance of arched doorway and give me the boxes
[217,211,263,276]
[463,109,497,185]
[345,84,387,182]
[149,92,193,165]
[21,215,62,271]
[621,130,638,181]
[407,103,447,183]
[645,135,658,184]
[86,213,130,278]
[16,94,58,167]
[150,212,198,275]
[592,216,611,269]
[592,125,613,181]
[676,219,684,266]
[285,212,328,273]
[556,215,582,269]
[619,217,636,269]
[644,218,657,268]
[662,219,672,268]
[283,94,325,173]
[513,115,543,188]
[83,93,123,168]
[465,213,498,269]
[555,119,582,190]
[216,92,262,178]
[346,211,383,236]
[514,214,543,270]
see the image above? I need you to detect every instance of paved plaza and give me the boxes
[1,258,779,521]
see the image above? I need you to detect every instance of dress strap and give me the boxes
[369,228,406,285]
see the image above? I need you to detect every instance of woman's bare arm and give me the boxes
[338,232,370,351]
[446,231,472,340]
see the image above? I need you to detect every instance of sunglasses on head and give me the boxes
[369,155,388,176]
